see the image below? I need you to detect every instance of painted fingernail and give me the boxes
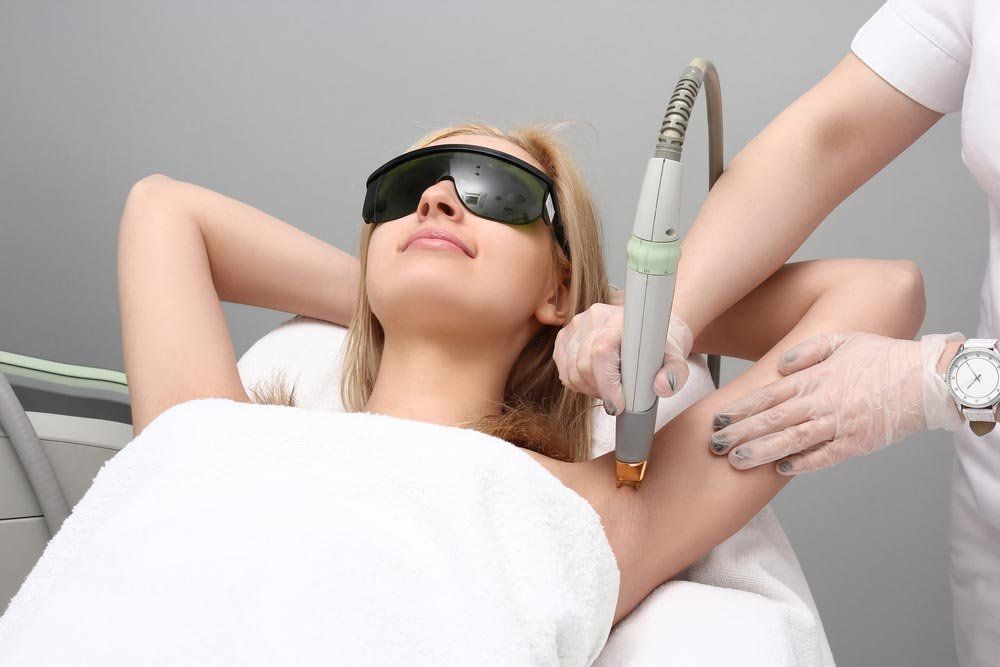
[667,369,676,392]
[780,351,797,364]
[604,400,616,417]
[778,461,793,474]
[710,433,728,453]
[731,447,751,462]
[713,414,731,430]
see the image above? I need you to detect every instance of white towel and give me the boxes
[239,317,836,666]
[594,507,834,666]
[0,398,620,666]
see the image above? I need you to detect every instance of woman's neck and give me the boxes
[363,333,515,427]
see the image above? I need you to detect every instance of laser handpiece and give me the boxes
[615,58,725,489]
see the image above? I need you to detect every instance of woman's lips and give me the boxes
[404,238,469,255]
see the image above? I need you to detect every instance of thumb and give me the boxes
[777,333,847,375]
[652,317,693,397]
[653,355,690,397]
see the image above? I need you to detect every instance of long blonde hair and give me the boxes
[255,121,611,462]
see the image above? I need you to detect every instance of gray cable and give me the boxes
[0,371,69,535]
[655,58,725,388]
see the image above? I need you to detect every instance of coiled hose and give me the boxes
[656,57,725,387]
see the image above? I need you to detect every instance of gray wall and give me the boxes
[0,2,986,664]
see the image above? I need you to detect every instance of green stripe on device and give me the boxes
[626,237,681,275]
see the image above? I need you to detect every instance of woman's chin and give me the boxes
[378,259,477,294]
[371,290,500,336]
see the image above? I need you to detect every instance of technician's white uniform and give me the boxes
[852,2,999,664]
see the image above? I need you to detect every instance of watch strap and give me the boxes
[963,407,997,422]
[965,338,998,349]
[968,419,997,436]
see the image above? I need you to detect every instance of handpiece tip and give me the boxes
[616,459,647,490]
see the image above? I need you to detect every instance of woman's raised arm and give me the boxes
[571,257,925,625]
[118,174,359,434]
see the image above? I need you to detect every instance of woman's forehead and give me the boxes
[426,134,543,172]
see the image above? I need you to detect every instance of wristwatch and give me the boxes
[944,338,1000,436]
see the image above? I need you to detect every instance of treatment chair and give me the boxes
[0,352,132,608]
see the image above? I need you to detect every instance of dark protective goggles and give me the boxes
[362,143,569,257]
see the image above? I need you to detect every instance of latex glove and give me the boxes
[709,331,966,474]
[553,286,694,416]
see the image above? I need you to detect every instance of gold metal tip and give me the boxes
[616,459,647,490]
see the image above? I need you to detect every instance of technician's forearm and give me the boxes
[672,53,942,344]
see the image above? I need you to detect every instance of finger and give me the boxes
[575,326,618,397]
[591,329,625,415]
[610,288,624,307]
[601,381,624,418]
[775,438,852,475]
[565,337,591,396]
[653,356,690,397]
[553,323,584,389]
[553,327,570,385]
[777,333,849,375]
[712,375,799,431]
[654,324,694,397]
[711,397,811,455]
[728,415,836,470]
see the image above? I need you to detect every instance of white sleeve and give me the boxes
[850,0,972,113]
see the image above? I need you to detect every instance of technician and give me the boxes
[553,2,998,663]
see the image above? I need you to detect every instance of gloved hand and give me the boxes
[553,286,694,416]
[710,331,967,474]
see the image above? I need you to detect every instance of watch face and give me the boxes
[948,349,1000,408]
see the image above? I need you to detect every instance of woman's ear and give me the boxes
[535,272,572,326]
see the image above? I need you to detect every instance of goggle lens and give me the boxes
[362,145,567,256]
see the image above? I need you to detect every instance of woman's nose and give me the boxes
[418,180,461,220]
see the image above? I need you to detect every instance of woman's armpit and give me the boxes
[571,453,656,625]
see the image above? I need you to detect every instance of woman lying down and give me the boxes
[0,123,923,665]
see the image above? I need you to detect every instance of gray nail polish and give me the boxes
[713,414,731,430]
[778,461,792,474]
[667,369,676,392]
[780,351,797,364]
[604,400,616,417]
[731,447,751,461]
[710,433,728,453]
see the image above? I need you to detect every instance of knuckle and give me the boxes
[785,426,810,454]
[593,337,617,361]
[758,410,781,430]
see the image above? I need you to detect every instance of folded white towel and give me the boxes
[595,507,834,666]
[0,399,620,666]
[239,317,836,666]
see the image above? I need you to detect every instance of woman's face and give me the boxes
[365,135,568,346]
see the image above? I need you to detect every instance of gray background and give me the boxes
[0,2,987,664]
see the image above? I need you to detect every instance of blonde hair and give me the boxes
[253,121,611,462]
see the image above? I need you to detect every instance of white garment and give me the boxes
[852,2,1000,664]
[0,399,620,666]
